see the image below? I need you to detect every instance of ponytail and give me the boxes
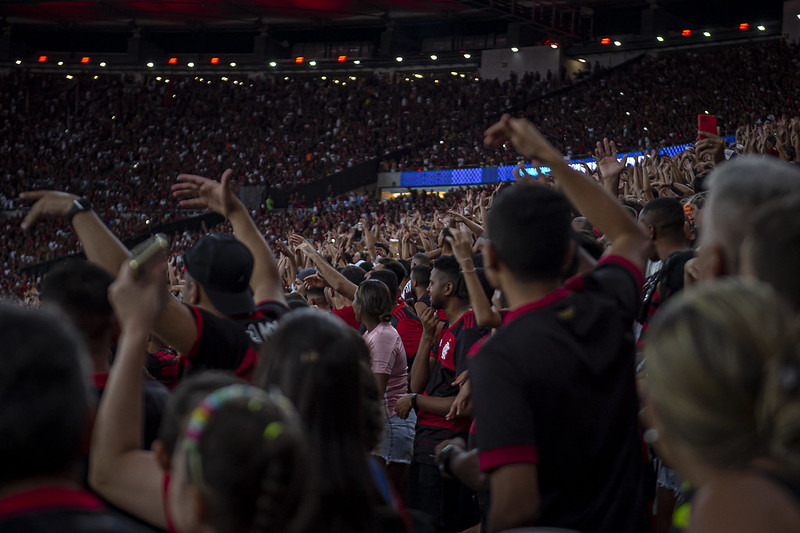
[757,329,800,473]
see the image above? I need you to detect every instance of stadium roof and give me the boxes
[0,0,783,56]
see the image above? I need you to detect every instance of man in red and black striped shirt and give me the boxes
[396,254,488,533]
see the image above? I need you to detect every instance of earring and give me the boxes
[643,428,659,444]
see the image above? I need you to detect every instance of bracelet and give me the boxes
[411,393,419,412]
[438,444,458,477]
[460,268,476,273]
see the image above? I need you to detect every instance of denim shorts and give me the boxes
[374,411,416,464]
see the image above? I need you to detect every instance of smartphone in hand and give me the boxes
[698,114,717,140]
[129,233,168,277]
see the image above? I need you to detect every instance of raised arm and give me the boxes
[273,239,299,289]
[20,191,207,355]
[446,226,502,329]
[20,191,130,274]
[89,260,168,529]
[447,210,485,238]
[594,138,626,198]
[296,241,358,300]
[173,169,286,304]
[409,306,441,393]
[364,221,379,261]
[485,115,650,274]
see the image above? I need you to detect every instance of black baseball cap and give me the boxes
[185,234,255,316]
[296,267,318,281]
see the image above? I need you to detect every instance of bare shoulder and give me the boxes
[689,471,800,533]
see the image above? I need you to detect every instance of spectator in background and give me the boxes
[40,260,169,450]
[354,278,415,501]
[146,333,180,390]
[740,194,800,312]
[90,258,307,533]
[330,265,368,329]
[258,310,406,533]
[407,265,432,315]
[693,156,800,281]
[0,304,150,532]
[635,196,695,533]
[402,253,433,305]
[368,266,424,371]
[21,168,289,381]
[637,197,695,340]
[396,254,488,533]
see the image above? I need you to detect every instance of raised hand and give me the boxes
[288,233,307,249]
[18,190,79,230]
[484,114,562,164]
[638,162,654,202]
[447,209,469,222]
[695,131,725,164]
[594,138,625,180]
[295,239,315,256]
[109,259,168,333]
[172,168,241,217]
[303,273,330,290]
[444,226,475,263]
[273,239,294,258]
[419,305,441,336]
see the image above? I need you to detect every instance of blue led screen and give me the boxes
[399,136,734,187]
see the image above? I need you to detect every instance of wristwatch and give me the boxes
[411,393,419,413]
[66,197,93,223]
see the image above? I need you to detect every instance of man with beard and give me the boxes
[395,254,488,533]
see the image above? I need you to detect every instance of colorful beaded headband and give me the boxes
[183,384,294,490]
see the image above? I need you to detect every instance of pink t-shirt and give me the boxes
[364,322,408,415]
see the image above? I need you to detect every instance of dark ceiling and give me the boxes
[0,0,784,56]
[2,1,483,30]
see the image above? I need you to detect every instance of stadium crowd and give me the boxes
[3,38,800,533]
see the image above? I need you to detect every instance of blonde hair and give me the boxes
[645,278,800,472]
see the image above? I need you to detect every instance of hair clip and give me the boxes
[300,350,319,364]
[264,421,284,440]
[183,385,294,489]
[780,363,799,392]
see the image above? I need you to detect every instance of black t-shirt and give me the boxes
[414,310,488,464]
[181,300,288,381]
[0,486,152,533]
[470,257,650,533]
[92,373,169,451]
